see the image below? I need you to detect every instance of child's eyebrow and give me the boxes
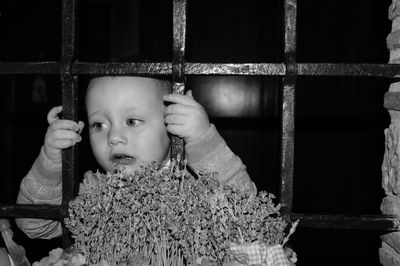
[87,108,148,120]
[87,110,104,119]
[123,107,148,116]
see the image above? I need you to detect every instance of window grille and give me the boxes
[0,0,399,251]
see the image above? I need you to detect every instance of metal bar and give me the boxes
[280,0,297,214]
[61,1,76,60]
[297,63,400,77]
[73,62,400,77]
[72,62,400,77]
[184,63,286,75]
[292,213,400,231]
[0,204,60,220]
[3,204,400,231]
[280,85,296,211]
[73,62,172,75]
[171,0,187,162]
[0,62,60,74]
[1,62,400,77]
[60,0,78,248]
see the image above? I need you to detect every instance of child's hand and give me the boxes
[44,106,84,164]
[164,90,210,144]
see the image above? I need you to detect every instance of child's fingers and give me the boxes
[45,130,82,149]
[78,121,85,134]
[165,103,194,116]
[47,106,63,124]
[166,124,185,136]
[47,107,84,132]
[45,132,82,151]
[49,129,82,142]
[164,114,187,125]
[163,93,198,107]
[50,139,80,149]
[186,90,193,98]
[49,119,83,132]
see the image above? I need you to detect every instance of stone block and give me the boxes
[380,242,400,266]
[381,232,400,255]
[381,195,400,215]
[387,30,400,50]
[382,125,400,195]
[384,92,400,111]
[390,0,400,21]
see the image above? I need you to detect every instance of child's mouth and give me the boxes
[111,154,136,166]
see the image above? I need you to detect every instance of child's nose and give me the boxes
[107,127,128,146]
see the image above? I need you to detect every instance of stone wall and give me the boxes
[380,1,400,265]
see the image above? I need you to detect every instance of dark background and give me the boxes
[0,0,392,265]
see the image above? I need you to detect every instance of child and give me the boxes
[16,75,257,239]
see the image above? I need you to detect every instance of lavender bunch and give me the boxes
[65,162,297,265]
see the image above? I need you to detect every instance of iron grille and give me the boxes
[0,0,399,249]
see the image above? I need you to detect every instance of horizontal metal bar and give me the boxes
[74,62,400,77]
[0,62,60,74]
[73,62,172,75]
[298,63,400,77]
[1,62,400,77]
[0,204,61,220]
[292,213,400,231]
[185,63,286,75]
[2,206,397,231]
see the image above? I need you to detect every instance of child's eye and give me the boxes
[126,118,140,127]
[91,122,108,131]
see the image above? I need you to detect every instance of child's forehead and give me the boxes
[91,76,162,87]
[85,76,171,111]
[87,76,170,95]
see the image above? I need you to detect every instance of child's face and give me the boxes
[86,76,171,174]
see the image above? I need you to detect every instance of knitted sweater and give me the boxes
[16,124,256,239]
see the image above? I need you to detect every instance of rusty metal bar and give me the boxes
[74,62,172,75]
[3,203,399,231]
[184,63,286,75]
[60,0,78,248]
[171,0,187,162]
[297,63,400,77]
[292,213,400,231]
[280,0,297,214]
[280,78,296,212]
[1,62,400,77]
[0,204,60,220]
[62,62,400,77]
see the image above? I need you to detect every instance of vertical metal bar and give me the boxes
[280,0,297,214]
[171,0,187,163]
[60,0,78,249]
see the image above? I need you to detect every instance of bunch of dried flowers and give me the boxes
[64,161,297,266]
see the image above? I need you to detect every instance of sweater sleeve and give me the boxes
[185,124,257,194]
[16,146,62,239]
